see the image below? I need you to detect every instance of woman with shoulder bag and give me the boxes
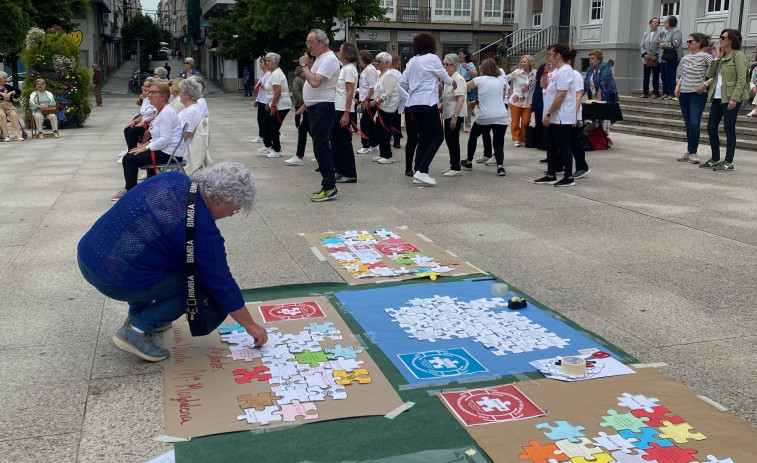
[658,16,683,100]
[701,29,749,171]
[29,78,59,138]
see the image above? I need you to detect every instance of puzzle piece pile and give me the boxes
[318,228,456,279]
[518,392,733,463]
[218,322,372,426]
[385,295,570,356]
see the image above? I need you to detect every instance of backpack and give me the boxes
[586,126,611,151]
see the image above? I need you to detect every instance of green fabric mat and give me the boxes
[174,275,637,463]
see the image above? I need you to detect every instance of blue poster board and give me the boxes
[335,280,617,385]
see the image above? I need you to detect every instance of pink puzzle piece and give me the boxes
[610,449,650,463]
[236,405,282,425]
[274,400,318,422]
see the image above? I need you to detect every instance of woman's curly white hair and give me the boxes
[192,162,257,214]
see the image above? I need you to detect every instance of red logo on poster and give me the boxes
[258,301,326,323]
[373,243,421,255]
[441,384,545,426]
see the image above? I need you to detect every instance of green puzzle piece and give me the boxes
[394,257,414,265]
[600,409,649,432]
[294,350,328,366]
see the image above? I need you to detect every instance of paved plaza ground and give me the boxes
[2,60,757,462]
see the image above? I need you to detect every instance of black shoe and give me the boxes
[335,176,357,183]
[497,167,506,176]
[544,170,565,175]
[460,160,473,171]
[554,177,575,187]
[539,158,548,163]
[533,175,557,184]
[393,143,402,148]
[405,170,415,177]
[315,167,320,172]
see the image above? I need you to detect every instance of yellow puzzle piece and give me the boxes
[333,368,372,385]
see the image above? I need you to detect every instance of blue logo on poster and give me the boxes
[398,348,487,380]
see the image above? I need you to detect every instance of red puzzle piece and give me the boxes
[233,366,271,383]
[642,443,698,463]
[518,440,570,463]
[631,406,685,427]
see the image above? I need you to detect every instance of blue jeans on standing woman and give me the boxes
[707,98,741,163]
[660,59,679,96]
[678,92,707,155]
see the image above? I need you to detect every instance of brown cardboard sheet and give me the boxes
[443,366,757,462]
[303,227,483,285]
[164,296,404,438]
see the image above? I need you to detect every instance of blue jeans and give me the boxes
[707,98,741,163]
[78,254,186,334]
[661,59,679,96]
[308,102,336,189]
[678,92,708,155]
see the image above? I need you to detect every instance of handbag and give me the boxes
[662,47,678,62]
[185,181,228,336]
[37,93,56,115]
[645,55,659,68]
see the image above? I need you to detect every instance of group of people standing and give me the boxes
[643,15,749,171]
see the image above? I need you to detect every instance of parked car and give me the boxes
[158,47,171,59]
[128,70,152,93]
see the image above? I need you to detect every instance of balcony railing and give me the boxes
[396,6,431,22]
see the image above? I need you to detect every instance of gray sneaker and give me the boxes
[574,169,590,179]
[111,325,170,362]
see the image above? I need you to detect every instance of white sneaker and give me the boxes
[357,147,372,154]
[118,149,128,157]
[485,157,496,166]
[372,155,383,161]
[514,141,521,147]
[251,136,263,143]
[413,171,437,186]
[285,155,304,166]
[311,158,318,162]
[257,146,271,152]
[138,170,147,180]
[266,150,283,158]
[377,157,395,164]
[474,156,490,164]
[443,170,462,177]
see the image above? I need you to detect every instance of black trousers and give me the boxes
[263,108,289,152]
[295,110,309,158]
[466,122,493,161]
[122,149,173,190]
[570,124,589,172]
[331,111,357,178]
[256,104,268,140]
[360,102,378,148]
[375,109,394,159]
[404,109,419,172]
[643,64,660,96]
[124,125,147,150]
[546,124,573,178]
[443,116,463,170]
[392,110,403,144]
[408,105,443,174]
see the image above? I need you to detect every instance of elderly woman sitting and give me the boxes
[78,162,268,361]
[29,78,59,139]
[153,67,168,80]
[177,78,206,146]
[111,81,182,201]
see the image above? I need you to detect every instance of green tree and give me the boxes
[209,0,387,62]
[30,0,88,32]
[0,0,35,86]
[121,14,162,73]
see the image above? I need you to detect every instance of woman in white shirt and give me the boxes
[261,52,292,157]
[441,54,467,176]
[398,33,453,186]
[332,42,359,183]
[534,44,578,187]
[370,52,400,164]
[113,81,182,200]
[357,51,379,153]
[175,78,207,158]
[120,78,157,160]
[252,58,270,146]
[460,59,509,177]
[506,55,536,147]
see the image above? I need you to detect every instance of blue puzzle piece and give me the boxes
[325,344,363,359]
[218,323,246,335]
[618,428,674,450]
[306,322,336,333]
[322,238,343,245]
[535,420,586,443]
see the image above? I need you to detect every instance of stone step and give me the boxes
[620,94,757,116]
[618,113,757,137]
[612,119,757,151]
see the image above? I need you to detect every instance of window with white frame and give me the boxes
[589,0,604,22]
[661,1,680,17]
[533,11,542,27]
[483,0,503,23]
[380,0,395,16]
[707,0,730,14]
[434,0,471,22]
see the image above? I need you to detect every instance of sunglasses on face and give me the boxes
[720,35,728,40]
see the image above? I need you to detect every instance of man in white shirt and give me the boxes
[300,29,341,202]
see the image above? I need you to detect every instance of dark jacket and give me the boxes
[1,83,21,105]
[584,62,618,103]
[531,63,546,113]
